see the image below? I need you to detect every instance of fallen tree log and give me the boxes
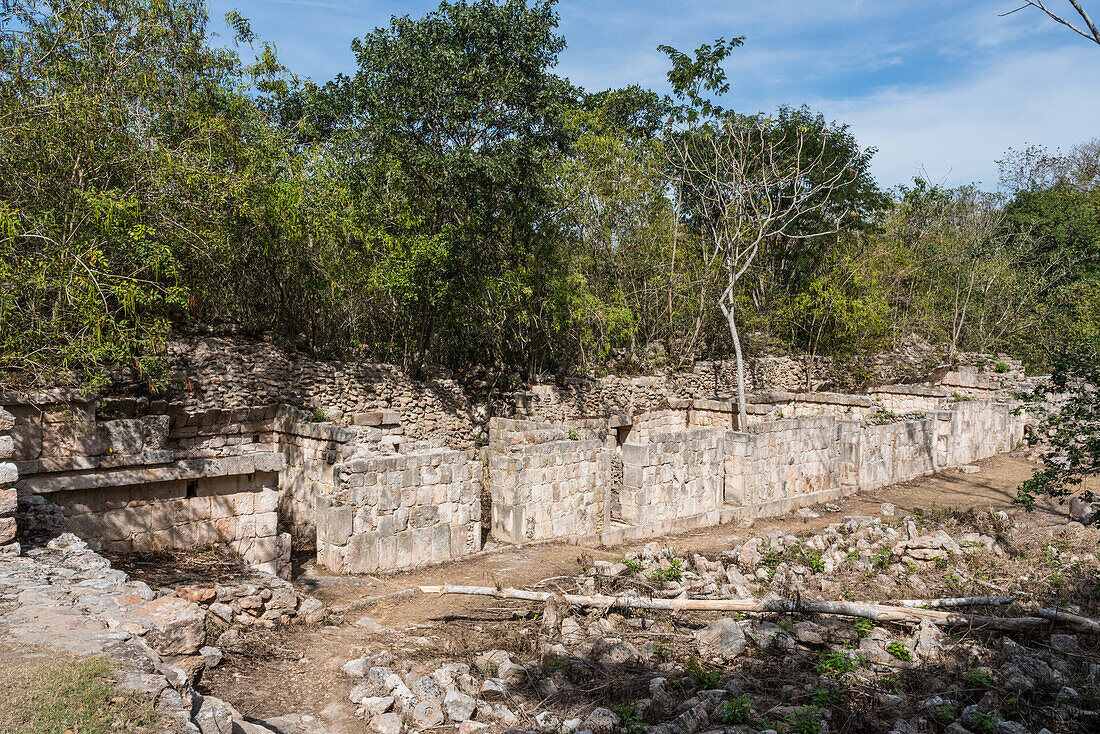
[419,585,1096,633]
[891,596,1016,608]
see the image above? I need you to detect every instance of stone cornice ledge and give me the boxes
[15,452,287,493]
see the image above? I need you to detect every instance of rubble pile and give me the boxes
[344,510,1099,734]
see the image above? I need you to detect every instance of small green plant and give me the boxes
[805,548,826,574]
[934,555,950,569]
[993,361,1009,374]
[871,547,893,570]
[812,686,847,706]
[310,407,327,422]
[870,408,899,425]
[951,391,973,402]
[543,658,571,674]
[964,668,993,689]
[934,702,957,722]
[854,618,874,639]
[566,426,580,440]
[622,557,643,574]
[944,571,967,593]
[684,656,722,690]
[885,641,912,662]
[650,558,683,583]
[651,640,670,661]
[784,705,824,734]
[612,702,646,734]
[715,695,755,725]
[816,652,859,679]
[969,711,997,734]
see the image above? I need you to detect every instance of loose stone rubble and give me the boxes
[335,509,1099,734]
[0,532,326,733]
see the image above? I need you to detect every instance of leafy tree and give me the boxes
[310,0,577,375]
[1016,338,1100,520]
[662,38,866,424]
[0,0,237,387]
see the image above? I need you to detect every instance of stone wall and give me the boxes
[315,447,482,573]
[935,400,1024,468]
[114,337,484,448]
[53,471,290,576]
[0,408,16,551]
[619,429,724,528]
[629,410,689,443]
[489,438,611,543]
[487,417,610,452]
[749,392,875,422]
[273,415,359,541]
[869,386,951,414]
[857,418,938,490]
[737,417,841,509]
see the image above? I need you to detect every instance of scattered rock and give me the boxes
[694,617,746,661]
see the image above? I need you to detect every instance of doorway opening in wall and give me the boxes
[185,480,197,499]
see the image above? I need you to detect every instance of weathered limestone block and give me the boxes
[125,596,207,655]
[41,421,108,458]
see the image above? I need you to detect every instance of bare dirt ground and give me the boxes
[198,454,1095,732]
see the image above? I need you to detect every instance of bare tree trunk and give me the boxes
[720,296,748,430]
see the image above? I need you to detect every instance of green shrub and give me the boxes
[885,641,912,662]
[964,668,993,689]
[611,702,646,734]
[715,695,755,725]
[650,558,683,583]
[816,652,859,678]
[784,705,824,734]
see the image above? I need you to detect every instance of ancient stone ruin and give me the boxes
[0,339,1029,579]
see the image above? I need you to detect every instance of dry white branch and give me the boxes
[420,585,1099,633]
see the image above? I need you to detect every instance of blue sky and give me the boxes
[207,0,1100,188]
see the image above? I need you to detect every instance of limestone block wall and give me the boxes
[619,429,723,527]
[52,471,290,576]
[315,447,481,573]
[4,390,173,464]
[1,408,17,550]
[630,410,689,443]
[935,400,1024,468]
[869,386,951,414]
[737,417,840,508]
[487,417,609,452]
[749,392,875,421]
[857,418,938,490]
[686,399,736,431]
[489,439,610,543]
[273,415,359,542]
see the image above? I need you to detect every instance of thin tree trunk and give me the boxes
[720,295,748,430]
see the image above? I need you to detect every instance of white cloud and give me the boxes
[811,45,1100,187]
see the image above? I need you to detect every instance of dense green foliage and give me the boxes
[1016,338,1100,519]
[1,0,1097,387]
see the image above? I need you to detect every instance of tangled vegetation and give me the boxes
[1,0,1098,388]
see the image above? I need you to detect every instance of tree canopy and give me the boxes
[1,0,1096,390]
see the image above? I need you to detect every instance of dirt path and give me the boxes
[202,454,1076,730]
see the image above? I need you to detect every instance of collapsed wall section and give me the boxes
[315,448,481,573]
